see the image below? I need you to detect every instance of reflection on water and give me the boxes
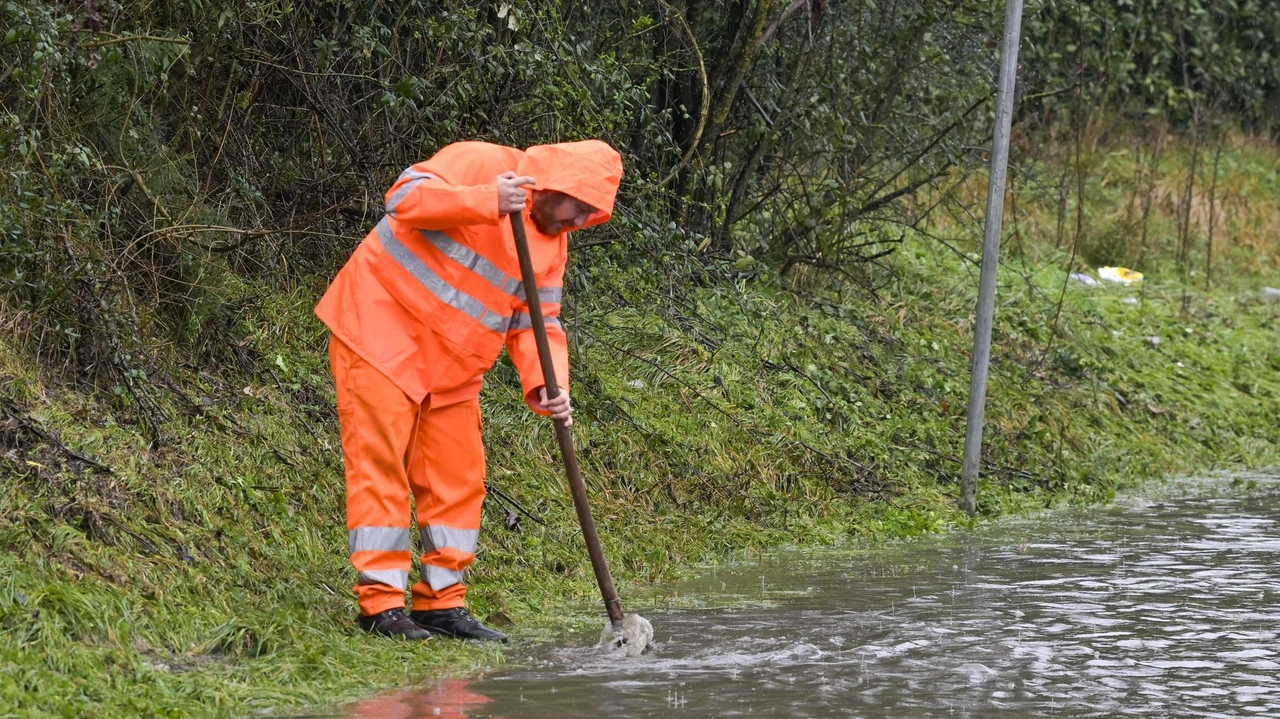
[332,476,1280,718]
[343,679,490,718]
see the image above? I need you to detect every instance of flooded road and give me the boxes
[324,476,1280,718]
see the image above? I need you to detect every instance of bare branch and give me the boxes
[654,0,711,188]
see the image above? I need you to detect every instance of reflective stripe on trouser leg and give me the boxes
[356,568,409,590]
[349,526,412,553]
[419,525,480,590]
[330,336,421,616]
[349,526,411,592]
[407,397,487,611]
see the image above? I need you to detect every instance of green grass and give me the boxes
[1,135,1278,717]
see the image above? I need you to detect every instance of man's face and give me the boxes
[530,191,598,236]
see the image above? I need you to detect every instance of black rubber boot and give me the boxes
[410,607,509,643]
[358,608,434,640]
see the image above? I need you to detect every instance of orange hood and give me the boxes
[518,140,623,228]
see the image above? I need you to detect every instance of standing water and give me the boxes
[316,476,1280,718]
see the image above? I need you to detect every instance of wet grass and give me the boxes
[1,135,1278,717]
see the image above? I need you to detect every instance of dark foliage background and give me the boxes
[1,0,1276,402]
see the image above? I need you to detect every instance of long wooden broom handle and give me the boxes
[508,211,625,625]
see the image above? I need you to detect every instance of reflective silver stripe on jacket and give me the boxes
[348,526,411,554]
[357,568,408,590]
[509,313,563,332]
[420,525,480,555]
[376,217,511,333]
[516,285,563,304]
[423,230,564,307]
[422,229,523,295]
[385,170,438,216]
[423,565,464,591]
[397,168,435,183]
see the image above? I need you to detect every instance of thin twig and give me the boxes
[484,483,548,527]
[741,82,774,127]
[652,0,710,189]
[82,34,191,49]
[0,398,113,473]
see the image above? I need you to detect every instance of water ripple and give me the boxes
[333,476,1280,718]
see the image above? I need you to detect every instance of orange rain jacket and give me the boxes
[316,141,623,411]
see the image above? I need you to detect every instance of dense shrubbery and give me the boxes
[3,1,1276,382]
[1021,0,1280,129]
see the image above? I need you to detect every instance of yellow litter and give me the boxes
[1097,266,1143,284]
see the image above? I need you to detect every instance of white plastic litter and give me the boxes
[1262,287,1280,300]
[1069,272,1100,286]
[598,613,654,657]
[1097,266,1143,284]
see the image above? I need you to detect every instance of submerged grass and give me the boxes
[1,135,1278,717]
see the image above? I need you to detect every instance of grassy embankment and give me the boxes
[0,133,1277,717]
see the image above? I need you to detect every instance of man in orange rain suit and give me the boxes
[316,140,622,641]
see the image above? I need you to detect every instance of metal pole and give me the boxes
[959,0,1025,517]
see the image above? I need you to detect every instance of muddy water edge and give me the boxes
[297,475,1279,719]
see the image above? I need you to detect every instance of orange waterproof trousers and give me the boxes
[330,336,486,616]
